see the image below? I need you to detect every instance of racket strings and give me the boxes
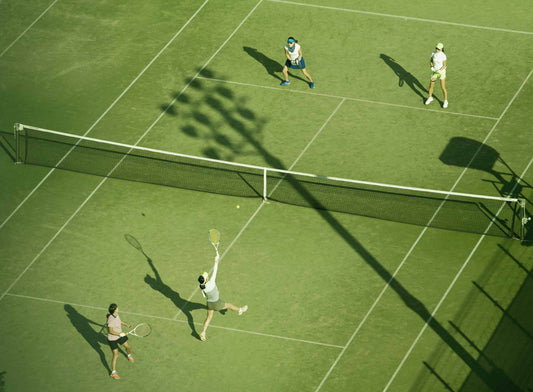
[132,323,152,337]
[125,234,143,251]
[209,229,220,245]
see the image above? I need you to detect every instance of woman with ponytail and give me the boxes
[197,255,248,341]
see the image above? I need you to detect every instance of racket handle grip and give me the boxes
[119,333,126,337]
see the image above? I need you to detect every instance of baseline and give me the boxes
[267,0,533,36]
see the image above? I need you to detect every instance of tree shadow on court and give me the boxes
[124,234,206,340]
[439,137,532,243]
[160,67,521,390]
[380,54,429,104]
[64,304,111,374]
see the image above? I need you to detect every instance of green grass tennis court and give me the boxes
[1,0,533,391]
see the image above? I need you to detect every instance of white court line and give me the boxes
[5,292,343,349]
[383,155,533,391]
[287,98,346,172]
[196,77,499,121]
[172,98,346,320]
[267,0,533,35]
[0,0,210,231]
[0,0,60,58]
[315,67,533,392]
[0,0,264,301]
[0,178,111,302]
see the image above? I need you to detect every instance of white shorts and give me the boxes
[431,69,446,80]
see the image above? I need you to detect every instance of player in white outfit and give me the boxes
[198,255,248,341]
[425,43,448,108]
[280,37,315,88]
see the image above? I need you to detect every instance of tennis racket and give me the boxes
[125,234,149,259]
[127,323,152,337]
[208,228,220,257]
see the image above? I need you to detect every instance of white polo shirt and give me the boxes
[202,262,220,302]
[431,51,447,71]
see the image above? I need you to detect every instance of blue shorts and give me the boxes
[285,58,306,69]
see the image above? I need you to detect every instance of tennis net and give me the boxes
[14,123,528,239]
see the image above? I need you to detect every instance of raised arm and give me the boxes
[211,256,220,283]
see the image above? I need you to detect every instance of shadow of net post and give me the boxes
[439,137,528,239]
[440,137,518,196]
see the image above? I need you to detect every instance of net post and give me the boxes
[13,123,23,164]
[519,198,529,241]
[263,168,268,201]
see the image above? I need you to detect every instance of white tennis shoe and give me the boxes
[238,305,248,315]
[425,97,433,105]
[443,100,448,108]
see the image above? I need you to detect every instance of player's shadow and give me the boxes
[243,46,308,84]
[64,304,111,374]
[124,234,206,339]
[243,46,283,81]
[144,258,206,339]
[439,137,532,241]
[380,54,429,103]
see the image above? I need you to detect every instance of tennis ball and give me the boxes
[236,205,240,209]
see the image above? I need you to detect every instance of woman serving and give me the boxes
[198,255,248,341]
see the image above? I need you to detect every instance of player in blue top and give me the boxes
[280,37,315,88]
